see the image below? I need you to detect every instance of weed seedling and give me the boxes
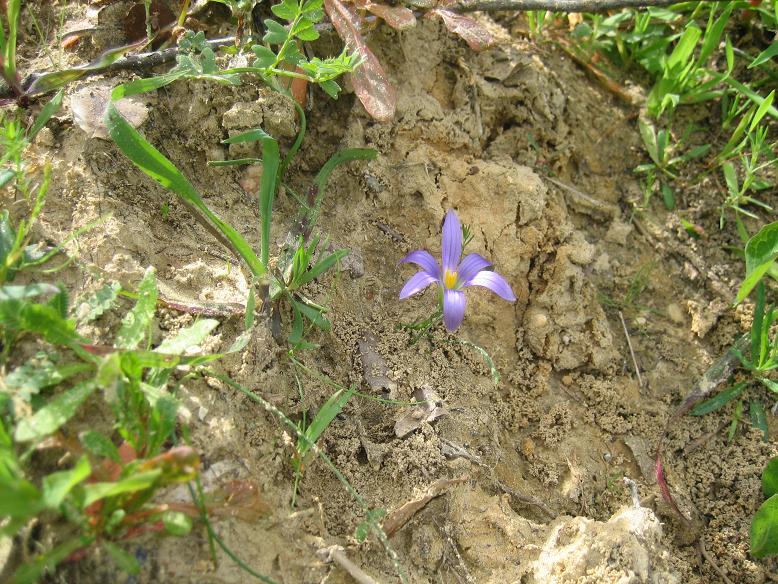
[751,456,778,558]
[691,283,778,441]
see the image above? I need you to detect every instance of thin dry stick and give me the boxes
[698,538,735,584]
[618,310,643,388]
[454,0,728,12]
[318,546,379,584]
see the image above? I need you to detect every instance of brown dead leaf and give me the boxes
[324,0,396,121]
[382,476,468,536]
[394,385,448,438]
[428,9,493,51]
[364,2,416,30]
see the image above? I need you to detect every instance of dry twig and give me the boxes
[619,310,643,388]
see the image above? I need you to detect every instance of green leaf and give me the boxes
[103,541,140,575]
[319,79,341,99]
[297,249,348,286]
[751,494,778,558]
[14,381,98,442]
[263,20,289,44]
[251,45,277,68]
[162,510,193,536]
[112,72,184,100]
[115,267,158,350]
[5,356,90,401]
[661,183,675,211]
[690,381,747,416]
[106,103,266,279]
[26,39,147,95]
[293,299,330,330]
[749,400,768,442]
[759,378,778,394]
[81,470,162,507]
[42,456,91,509]
[750,90,775,132]
[750,42,778,69]
[763,457,778,499]
[638,120,659,164]
[29,89,65,140]
[80,430,121,463]
[74,281,121,323]
[271,0,299,21]
[353,508,385,543]
[258,135,280,269]
[155,319,219,355]
[737,221,778,303]
[300,386,354,455]
[0,476,42,518]
[0,283,59,301]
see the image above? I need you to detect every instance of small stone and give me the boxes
[667,303,684,323]
[561,375,573,386]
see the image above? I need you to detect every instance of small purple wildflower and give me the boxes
[399,209,516,331]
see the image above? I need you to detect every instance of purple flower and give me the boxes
[399,209,516,331]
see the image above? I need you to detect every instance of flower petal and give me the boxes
[441,209,462,274]
[465,270,516,301]
[399,272,438,299]
[443,288,466,331]
[399,249,441,279]
[457,253,492,285]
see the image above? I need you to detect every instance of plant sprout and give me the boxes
[399,209,516,331]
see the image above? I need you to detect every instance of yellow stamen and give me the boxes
[444,269,458,289]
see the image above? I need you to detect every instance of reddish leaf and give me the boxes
[428,8,493,51]
[324,0,396,121]
[365,3,416,30]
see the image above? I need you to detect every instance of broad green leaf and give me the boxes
[751,494,778,558]
[5,356,90,400]
[42,456,91,508]
[162,510,193,536]
[14,381,98,442]
[154,319,219,355]
[668,23,701,70]
[105,103,266,278]
[80,430,121,463]
[763,457,778,498]
[252,45,277,68]
[0,283,59,301]
[271,0,299,21]
[0,476,42,518]
[737,221,778,303]
[223,128,274,144]
[74,281,121,323]
[82,470,162,507]
[690,381,747,416]
[263,20,290,44]
[115,267,157,350]
[103,541,140,575]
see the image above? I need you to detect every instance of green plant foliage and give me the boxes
[751,457,778,557]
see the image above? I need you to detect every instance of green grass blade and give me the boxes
[29,89,64,140]
[749,399,768,442]
[105,103,265,278]
[259,136,280,268]
[763,457,778,498]
[690,381,747,416]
